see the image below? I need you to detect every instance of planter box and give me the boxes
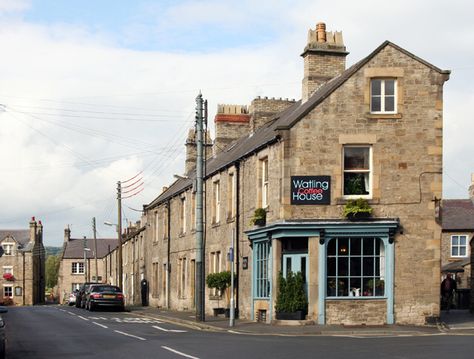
[346,212,371,221]
[224,308,239,319]
[275,310,306,320]
[212,307,225,316]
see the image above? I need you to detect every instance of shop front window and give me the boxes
[254,240,271,298]
[327,237,385,297]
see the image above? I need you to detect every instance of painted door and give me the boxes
[282,254,308,293]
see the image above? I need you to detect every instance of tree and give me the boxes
[45,255,60,289]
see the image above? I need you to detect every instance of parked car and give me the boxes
[67,290,78,306]
[0,306,8,359]
[85,285,124,312]
[75,282,95,308]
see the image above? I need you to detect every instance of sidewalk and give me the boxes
[128,306,458,337]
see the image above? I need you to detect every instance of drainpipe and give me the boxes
[22,251,26,305]
[167,200,171,309]
[235,161,240,315]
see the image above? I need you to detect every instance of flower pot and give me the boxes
[346,212,371,221]
[253,218,266,227]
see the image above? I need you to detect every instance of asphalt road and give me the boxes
[4,306,474,359]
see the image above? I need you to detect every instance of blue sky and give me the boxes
[24,0,279,52]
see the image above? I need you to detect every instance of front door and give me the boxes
[282,253,308,293]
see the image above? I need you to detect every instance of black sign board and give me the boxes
[291,176,331,205]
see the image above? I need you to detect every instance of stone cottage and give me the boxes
[106,22,450,325]
[0,217,45,305]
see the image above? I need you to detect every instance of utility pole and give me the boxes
[92,217,98,283]
[117,181,123,290]
[195,92,205,322]
[229,227,235,327]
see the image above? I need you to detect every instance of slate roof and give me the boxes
[442,200,474,231]
[0,229,30,247]
[146,41,450,209]
[62,237,118,259]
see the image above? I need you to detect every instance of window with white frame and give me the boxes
[71,262,85,274]
[191,193,196,230]
[162,207,169,240]
[3,266,13,275]
[227,172,236,219]
[343,146,372,197]
[152,262,159,297]
[154,211,159,242]
[451,235,468,257]
[180,195,186,234]
[71,283,81,291]
[209,251,221,296]
[254,241,271,298]
[327,237,385,297]
[2,243,14,256]
[212,180,220,223]
[260,158,269,208]
[3,286,13,298]
[177,257,187,299]
[370,79,396,114]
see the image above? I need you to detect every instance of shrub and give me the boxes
[250,208,266,226]
[343,198,373,218]
[275,271,308,313]
[206,271,232,293]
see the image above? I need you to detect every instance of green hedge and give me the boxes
[275,271,308,313]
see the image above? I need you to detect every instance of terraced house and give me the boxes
[107,22,450,325]
[0,217,45,305]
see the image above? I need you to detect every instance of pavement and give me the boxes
[127,306,474,336]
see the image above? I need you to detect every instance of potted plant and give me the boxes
[275,271,308,320]
[367,279,385,296]
[206,271,236,317]
[343,198,373,220]
[250,208,266,227]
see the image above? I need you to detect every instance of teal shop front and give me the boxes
[246,219,399,325]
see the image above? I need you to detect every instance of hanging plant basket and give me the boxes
[3,273,14,281]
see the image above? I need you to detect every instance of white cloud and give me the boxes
[0,0,30,14]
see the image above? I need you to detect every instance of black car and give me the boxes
[85,285,124,311]
[75,282,96,308]
[0,306,8,359]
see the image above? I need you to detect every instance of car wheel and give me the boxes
[89,302,94,312]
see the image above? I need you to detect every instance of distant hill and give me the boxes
[45,246,62,257]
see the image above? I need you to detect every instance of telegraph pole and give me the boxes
[117,181,123,290]
[195,92,205,322]
[92,217,98,283]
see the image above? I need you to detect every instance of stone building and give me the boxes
[57,226,117,304]
[0,217,45,305]
[441,174,474,308]
[107,22,450,325]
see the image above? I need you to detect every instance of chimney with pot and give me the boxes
[469,173,474,204]
[64,225,71,243]
[301,22,348,102]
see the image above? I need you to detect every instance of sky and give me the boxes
[0,0,473,247]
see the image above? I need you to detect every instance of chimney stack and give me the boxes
[64,225,71,243]
[213,105,250,155]
[301,22,348,102]
[469,173,474,204]
[29,216,37,243]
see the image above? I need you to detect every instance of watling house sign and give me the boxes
[291,176,331,205]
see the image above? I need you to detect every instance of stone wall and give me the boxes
[326,300,387,325]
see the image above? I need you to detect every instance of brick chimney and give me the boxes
[184,128,213,174]
[64,225,71,243]
[249,96,296,132]
[37,220,43,244]
[29,216,37,243]
[301,22,348,102]
[213,105,250,155]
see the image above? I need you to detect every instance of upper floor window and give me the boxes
[343,146,371,197]
[451,235,468,257]
[3,266,13,275]
[227,172,236,219]
[191,192,196,230]
[71,262,84,274]
[212,180,221,224]
[2,243,14,256]
[260,158,269,208]
[154,211,159,242]
[371,79,396,114]
[180,195,186,234]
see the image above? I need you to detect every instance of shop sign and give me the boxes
[291,176,330,205]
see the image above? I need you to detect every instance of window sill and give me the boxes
[227,216,236,224]
[336,198,380,205]
[211,222,221,228]
[209,295,223,301]
[366,113,402,120]
[326,296,386,300]
[178,232,186,238]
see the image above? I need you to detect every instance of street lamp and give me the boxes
[83,248,91,282]
[104,221,122,289]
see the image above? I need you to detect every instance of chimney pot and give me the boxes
[31,216,35,221]
[316,22,326,42]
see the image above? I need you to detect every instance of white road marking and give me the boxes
[93,322,108,329]
[59,309,67,312]
[152,325,186,333]
[78,316,89,321]
[114,330,146,341]
[67,312,77,316]
[161,346,199,359]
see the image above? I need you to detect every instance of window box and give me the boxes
[250,208,267,227]
[2,273,14,281]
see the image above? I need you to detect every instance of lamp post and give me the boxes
[104,221,121,288]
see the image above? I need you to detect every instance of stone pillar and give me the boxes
[308,236,319,320]
[271,238,282,321]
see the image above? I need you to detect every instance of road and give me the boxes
[4,306,474,359]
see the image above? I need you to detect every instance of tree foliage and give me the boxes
[45,255,60,289]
